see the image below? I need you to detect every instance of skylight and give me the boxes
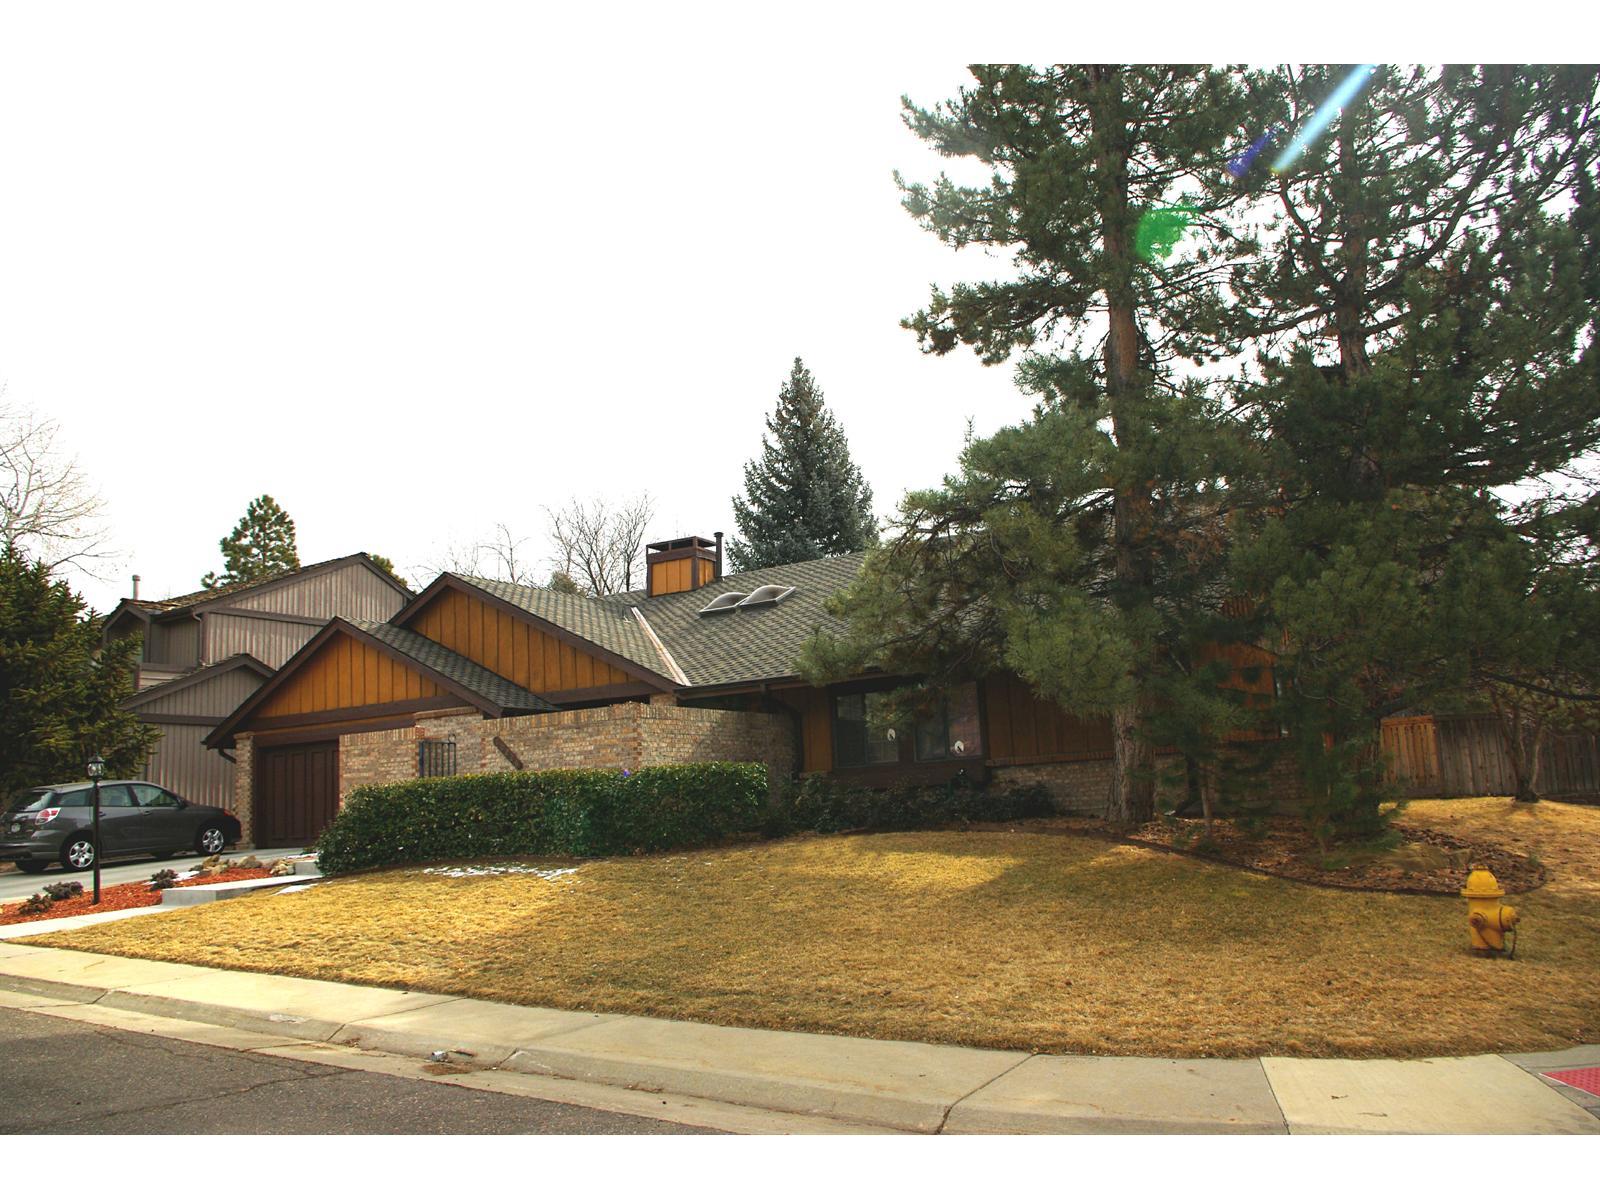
[698,591,747,615]
[736,585,796,609]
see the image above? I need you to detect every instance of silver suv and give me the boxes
[1,781,242,875]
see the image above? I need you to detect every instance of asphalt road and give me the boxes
[0,1006,705,1134]
[0,848,304,903]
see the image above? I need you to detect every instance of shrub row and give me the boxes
[314,762,767,874]
[766,773,1055,836]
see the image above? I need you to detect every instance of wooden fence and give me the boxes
[1381,714,1600,799]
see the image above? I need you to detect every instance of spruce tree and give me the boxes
[800,66,1255,824]
[728,358,877,570]
[0,546,155,796]
[201,495,300,588]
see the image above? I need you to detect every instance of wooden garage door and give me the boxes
[256,742,339,848]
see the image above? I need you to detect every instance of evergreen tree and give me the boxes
[728,358,877,570]
[800,66,1255,824]
[201,495,300,588]
[1227,65,1600,837]
[547,570,581,594]
[0,546,155,796]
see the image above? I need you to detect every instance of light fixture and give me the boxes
[86,754,106,780]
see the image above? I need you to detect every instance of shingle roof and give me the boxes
[610,552,866,688]
[349,619,554,713]
[122,553,404,614]
[453,575,675,682]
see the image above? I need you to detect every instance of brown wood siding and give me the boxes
[649,557,695,596]
[146,619,201,670]
[202,613,319,670]
[408,588,635,693]
[982,673,1114,765]
[789,686,833,773]
[254,630,443,718]
[255,741,339,847]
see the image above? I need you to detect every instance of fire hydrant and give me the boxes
[1461,867,1519,958]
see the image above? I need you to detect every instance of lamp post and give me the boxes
[86,755,105,904]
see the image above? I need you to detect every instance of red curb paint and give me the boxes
[1544,1067,1600,1098]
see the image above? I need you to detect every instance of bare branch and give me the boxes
[0,389,114,575]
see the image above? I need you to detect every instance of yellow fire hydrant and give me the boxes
[1461,867,1519,958]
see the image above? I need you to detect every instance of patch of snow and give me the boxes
[418,864,580,881]
[277,883,319,894]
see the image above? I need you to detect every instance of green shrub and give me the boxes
[773,773,1054,835]
[41,880,84,902]
[16,893,52,916]
[316,762,768,874]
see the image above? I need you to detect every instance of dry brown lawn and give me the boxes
[26,798,1600,1059]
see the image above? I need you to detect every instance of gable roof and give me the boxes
[393,573,679,691]
[205,617,552,748]
[615,552,866,689]
[121,654,274,711]
[111,553,411,621]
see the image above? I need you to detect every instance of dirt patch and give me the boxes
[0,867,273,925]
[985,814,1545,895]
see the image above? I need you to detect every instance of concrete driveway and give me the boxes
[0,848,304,903]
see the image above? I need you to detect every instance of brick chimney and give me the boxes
[645,535,721,597]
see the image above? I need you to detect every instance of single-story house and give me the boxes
[107,554,412,809]
[206,534,1285,847]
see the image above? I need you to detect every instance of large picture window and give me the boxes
[831,685,982,769]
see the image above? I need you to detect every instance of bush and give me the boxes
[149,868,178,890]
[772,773,1055,835]
[41,880,84,902]
[16,893,52,916]
[316,762,769,874]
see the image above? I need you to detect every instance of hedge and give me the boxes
[315,762,767,874]
[766,773,1056,836]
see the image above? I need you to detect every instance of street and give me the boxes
[0,848,304,904]
[0,1006,704,1134]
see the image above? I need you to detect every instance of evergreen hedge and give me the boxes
[315,762,767,874]
[766,773,1055,836]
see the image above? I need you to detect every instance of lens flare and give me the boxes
[1271,64,1378,174]
[1227,127,1278,179]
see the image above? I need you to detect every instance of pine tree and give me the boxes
[1227,65,1600,837]
[728,359,877,571]
[800,66,1256,825]
[0,546,155,796]
[201,495,300,588]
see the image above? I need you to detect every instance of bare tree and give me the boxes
[0,391,112,575]
[545,494,654,596]
[416,522,540,587]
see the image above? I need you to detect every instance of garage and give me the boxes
[255,742,338,848]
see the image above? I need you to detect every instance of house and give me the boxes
[105,554,413,810]
[206,534,1286,847]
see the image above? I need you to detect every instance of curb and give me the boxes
[1,946,1596,1135]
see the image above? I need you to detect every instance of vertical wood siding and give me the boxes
[203,613,320,669]
[223,561,407,620]
[254,631,442,717]
[789,686,833,773]
[128,666,267,719]
[982,673,1115,764]
[408,587,636,693]
[143,724,237,809]
[1384,715,1600,799]
[146,618,200,667]
[649,557,697,596]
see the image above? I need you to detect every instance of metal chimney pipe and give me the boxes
[131,574,141,600]
[713,532,723,580]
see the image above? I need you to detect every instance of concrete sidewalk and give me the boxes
[0,942,1595,1135]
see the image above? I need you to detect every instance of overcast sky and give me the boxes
[0,4,1536,612]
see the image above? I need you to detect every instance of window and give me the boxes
[418,739,458,778]
[912,686,982,762]
[832,693,899,767]
[132,784,179,808]
[95,784,136,808]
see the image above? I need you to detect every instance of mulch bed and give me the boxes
[972,815,1546,895]
[0,866,275,926]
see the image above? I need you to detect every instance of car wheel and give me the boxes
[15,860,49,875]
[61,836,96,872]
[195,825,227,856]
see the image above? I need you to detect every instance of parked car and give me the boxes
[0,781,242,874]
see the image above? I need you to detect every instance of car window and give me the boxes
[132,784,178,808]
[95,784,136,808]
[9,787,92,810]
[7,789,53,812]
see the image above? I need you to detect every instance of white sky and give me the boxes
[0,3,1554,612]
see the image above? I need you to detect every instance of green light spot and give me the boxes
[1135,205,1199,261]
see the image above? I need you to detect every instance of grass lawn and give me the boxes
[25,798,1600,1059]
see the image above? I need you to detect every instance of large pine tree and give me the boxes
[0,547,155,796]
[800,66,1255,824]
[728,358,877,570]
[201,494,300,588]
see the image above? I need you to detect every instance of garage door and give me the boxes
[255,742,339,848]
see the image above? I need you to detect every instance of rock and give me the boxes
[268,860,295,877]
[233,855,262,870]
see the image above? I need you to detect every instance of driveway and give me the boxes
[0,848,304,904]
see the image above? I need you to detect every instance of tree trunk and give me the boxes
[1092,65,1157,828]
